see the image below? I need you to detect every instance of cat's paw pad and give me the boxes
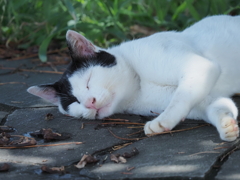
[144,120,170,136]
[218,117,239,141]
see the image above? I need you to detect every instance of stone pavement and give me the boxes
[0,58,240,180]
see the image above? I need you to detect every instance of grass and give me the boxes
[1,0,240,62]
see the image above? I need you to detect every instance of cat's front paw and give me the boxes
[218,117,239,141]
[144,120,170,136]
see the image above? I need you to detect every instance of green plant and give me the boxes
[1,0,240,62]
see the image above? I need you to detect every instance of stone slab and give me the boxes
[87,123,238,179]
[0,59,65,108]
[0,107,142,179]
[216,147,240,180]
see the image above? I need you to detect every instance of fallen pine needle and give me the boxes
[127,130,144,136]
[108,129,147,141]
[103,118,129,122]
[127,167,135,171]
[81,123,84,129]
[101,122,145,125]
[189,151,220,156]
[0,82,27,85]
[0,67,63,74]
[213,146,230,150]
[147,124,210,137]
[112,142,133,151]
[0,142,83,149]
[220,145,239,161]
[127,126,144,129]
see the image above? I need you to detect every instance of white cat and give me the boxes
[28,15,240,142]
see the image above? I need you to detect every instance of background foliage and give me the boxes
[1,0,240,61]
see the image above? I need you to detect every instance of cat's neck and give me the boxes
[107,46,142,113]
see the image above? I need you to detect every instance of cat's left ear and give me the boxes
[27,85,59,105]
[66,30,97,58]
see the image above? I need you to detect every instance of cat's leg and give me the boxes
[144,55,221,135]
[206,97,239,141]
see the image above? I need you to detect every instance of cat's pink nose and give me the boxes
[85,97,97,109]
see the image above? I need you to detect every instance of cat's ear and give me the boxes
[27,85,59,105]
[66,30,97,58]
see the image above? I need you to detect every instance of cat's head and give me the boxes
[27,30,134,119]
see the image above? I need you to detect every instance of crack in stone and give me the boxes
[204,140,240,179]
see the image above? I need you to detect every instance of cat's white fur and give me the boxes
[29,15,240,141]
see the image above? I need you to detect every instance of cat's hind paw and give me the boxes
[144,120,170,136]
[218,117,239,141]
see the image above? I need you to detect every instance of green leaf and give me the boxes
[172,1,187,20]
[38,35,53,62]
[62,0,77,21]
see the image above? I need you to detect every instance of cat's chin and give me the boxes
[95,104,114,119]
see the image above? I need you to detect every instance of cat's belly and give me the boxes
[124,82,209,120]
[125,82,176,115]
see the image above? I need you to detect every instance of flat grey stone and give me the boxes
[216,147,240,180]
[88,123,238,179]
[0,111,8,121]
[0,59,66,108]
[0,107,141,179]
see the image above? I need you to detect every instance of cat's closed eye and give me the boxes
[86,75,92,90]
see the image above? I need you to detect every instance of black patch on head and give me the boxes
[42,77,79,112]
[41,42,117,112]
[66,41,117,75]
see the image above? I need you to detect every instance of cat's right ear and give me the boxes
[27,85,59,105]
[66,30,97,59]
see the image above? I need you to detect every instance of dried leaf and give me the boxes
[75,160,87,169]
[122,147,139,158]
[45,113,54,120]
[0,163,10,172]
[110,154,119,163]
[30,128,71,141]
[0,133,11,146]
[75,155,99,169]
[131,147,139,156]
[118,156,127,163]
[8,136,37,147]
[0,126,15,133]
[122,152,132,158]
[41,165,65,174]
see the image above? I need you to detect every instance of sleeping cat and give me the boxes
[28,15,240,142]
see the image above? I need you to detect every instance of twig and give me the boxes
[0,142,83,149]
[147,124,210,137]
[127,130,144,136]
[127,126,144,128]
[189,151,220,156]
[0,82,27,85]
[0,67,63,74]
[103,118,129,122]
[213,146,230,150]
[101,122,145,125]
[108,129,147,141]
[220,145,239,161]
[112,142,133,150]
[127,167,135,171]
[81,123,84,129]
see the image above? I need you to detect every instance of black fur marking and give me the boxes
[39,43,117,112]
[67,41,116,75]
[40,77,79,112]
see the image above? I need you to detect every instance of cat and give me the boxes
[28,15,240,142]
